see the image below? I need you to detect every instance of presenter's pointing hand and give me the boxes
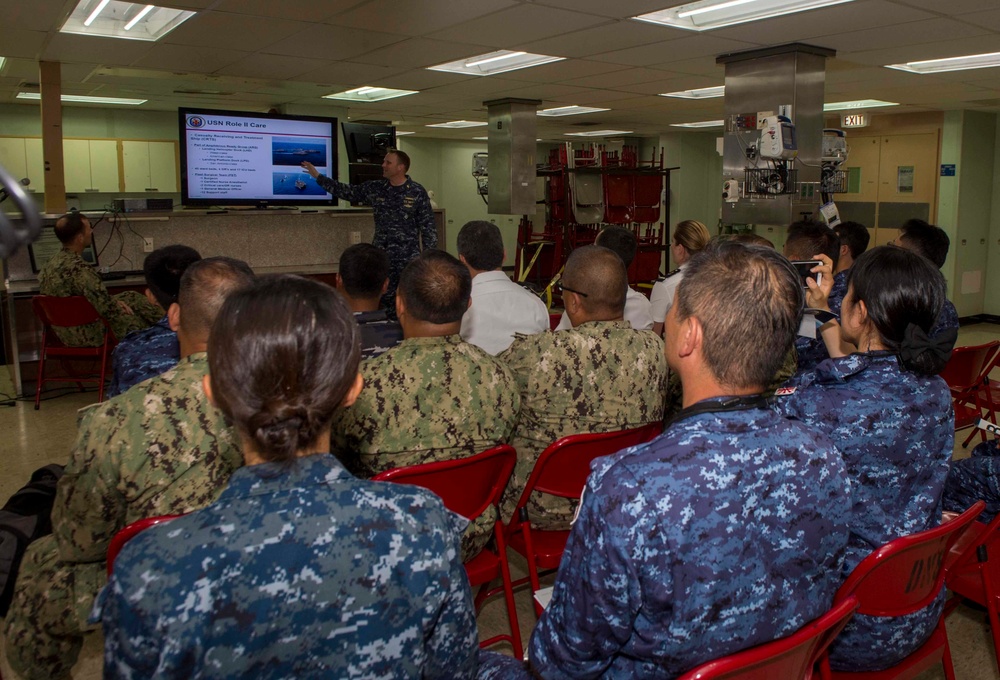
[301,161,319,178]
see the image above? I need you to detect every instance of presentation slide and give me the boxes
[183,112,334,202]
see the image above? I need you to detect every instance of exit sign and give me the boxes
[842,113,869,128]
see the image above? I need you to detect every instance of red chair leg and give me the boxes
[518,510,544,619]
[942,626,957,680]
[495,525,523,659]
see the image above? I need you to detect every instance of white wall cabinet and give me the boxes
[63,139,120,193]
[0,137,45,193]
[122,140,178,192]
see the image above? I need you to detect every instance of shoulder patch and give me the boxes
[774,386,797,396]
[664,268,681,279]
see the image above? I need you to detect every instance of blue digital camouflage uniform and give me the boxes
[932,299,959,341]
[776,351,954,672]
[829,269,849,316]
[944,439,1000,522]
[108,315,178,397]
[95,454,478,679]
[3,352,241,680]
[314,174,437,312]
[479,401,852,679]
[355,309,403,360]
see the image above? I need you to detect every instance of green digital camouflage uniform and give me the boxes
[498,320,668,529]
[37,248,162,346]
[3,352,242,680]
[330,334,520,561]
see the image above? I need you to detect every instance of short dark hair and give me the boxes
[728,233,775,249]
[595,226,638,267]
[208,275,361,464]
[784,220,840,270]
[177,257,255,338]
[143,245,202,309]
[53,212,89,244]
[832,221,870,260]
[562,245,627,315]
[676,241,803,390]
[339,244,389,299]
[388,148,410,172]
[397,250,471,324]
[899,219,950,269]
[847,246,949,375]
[456,221,504,271]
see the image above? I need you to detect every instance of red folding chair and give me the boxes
[817,501,985,680]
[106,515,182,576]
[373,445,523,657]
[32,295,116,410]
[944,511,1000,674]
[505,422,663,616]
[678,597,859,680]
[939,341,1000,447]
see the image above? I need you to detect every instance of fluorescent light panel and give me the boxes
[17,92,147,105]
[395,131,415,136]
[323,86,418,102]
[823,99,898,112]
[886,51,1000,74]
[428,50,564,76]
[661,85,725,99]
[670,119,725,128]
[0,57,6,72]
[61,0,195,41]
[537,105,610,117]
[426,120,487,128]
[635,0,854,31]
[565,129,633,137]
[473,136,489,140]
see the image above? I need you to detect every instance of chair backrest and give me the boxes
[835,501,984,617]
[32,295,104,329]
[372,445,516,521]
[677,596,859,680]
[106,515,182,576]
[940,342,1000,391]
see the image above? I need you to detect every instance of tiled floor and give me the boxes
[2,324,1000,679]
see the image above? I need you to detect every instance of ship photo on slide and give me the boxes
[272,137,327,167]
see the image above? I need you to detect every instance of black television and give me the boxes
[179,107,338,207]
[342,123,395,165]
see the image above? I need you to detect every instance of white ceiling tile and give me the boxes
[41,33,155,65]
[291,62,408,87]
[349,38,493,69]
[373,69,474,90]
[0,0,66,32]
[130,44,251,74]
[957,9,1000,32]
[592,36,760,67]
[563,67,682,88]
[515,20,688,59]
[481,60,630,84]
[209,0,365,22]
[814,18,990,54]
[0,28,47,59]
[162,12,310,51]
[327,0,518,36]
[841,34,1000,66]
[429,4,611,48]
[892,0,1000,14]
[215,54,334,81]
[263,25,407,61]
[532,0,688,19]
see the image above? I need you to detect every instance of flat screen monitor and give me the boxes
[29,225,98,274]
[179,107,337,207]
[342,123,395,165]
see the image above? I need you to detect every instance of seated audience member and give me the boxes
[38,212,162,346]
[4,257,255,680]
[729,232,774,248]
[480,241,852,678]
[555,226,654,332]
[97,275,477,679]
[458,220,548,354]
[829,221,870,315]
[331,250,519,559]
[108,244,201,396]
[944,438,1000,522]
[775,245,956,672]
[499,245,667,528]
[335,243,403,359]
[783,220,840,373]
[895,219,959,339]
[650,219,711,336]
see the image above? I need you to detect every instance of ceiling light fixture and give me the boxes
[395,131,415,136]
[323,86,418,103]
[61,0,195,41]
[886,51,1000,75]
[634,0,854,31]
[537,105,610,117]
[0,57,6,72]
[823,99,898,111]
[16,92,147,105]
[123,4,155,30]
[661,85,725,99]
[84,0,111,26]
[669,119,725,128]
[426,120,488,128]
[565,129,633,137]
[428,50,564,76]
[473,136,489,140]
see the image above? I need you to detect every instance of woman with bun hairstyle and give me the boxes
[774,245,957,672]
[650,219,711,337]
[99,275,478,679]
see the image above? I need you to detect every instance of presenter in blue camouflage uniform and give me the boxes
[97,275,477,678]
[108,244,201,396]
[335,243,403,360]
[302,149,436,313]
[775,245,957,672]
[480,240,853,678]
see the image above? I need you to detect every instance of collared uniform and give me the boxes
[3,353,242,680]
[37,248,162,345]
[462,270,549,355]
[480,402,852,679]
[498,320,667,527]
[554,287,654,332]
[649,266,684,324]
[829,268,849,316]
[932,299,959,340]
[775,351,953,672]
[330,334,519,560]
[96,455,478,680]
[944,439,1000,522]
[108,315,178,397]
[314,174,436,310]
[354,309,403,360]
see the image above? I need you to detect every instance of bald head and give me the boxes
[563,245,627,319]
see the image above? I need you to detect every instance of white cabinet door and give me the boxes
[63,139,92,193]
[0,138,29,191]
[24,137,45,194]
[148,141,177,192]
[122,140,150,191]
[89,140,120,193]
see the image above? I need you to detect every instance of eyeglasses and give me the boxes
[558,283,589,298]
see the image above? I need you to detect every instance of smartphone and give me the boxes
[790,260,822,288]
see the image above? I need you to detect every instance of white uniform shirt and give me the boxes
[649,265,687,324]
[461,270,550,355]
[555,287,654,332]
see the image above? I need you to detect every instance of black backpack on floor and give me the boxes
[0,464,64,617]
